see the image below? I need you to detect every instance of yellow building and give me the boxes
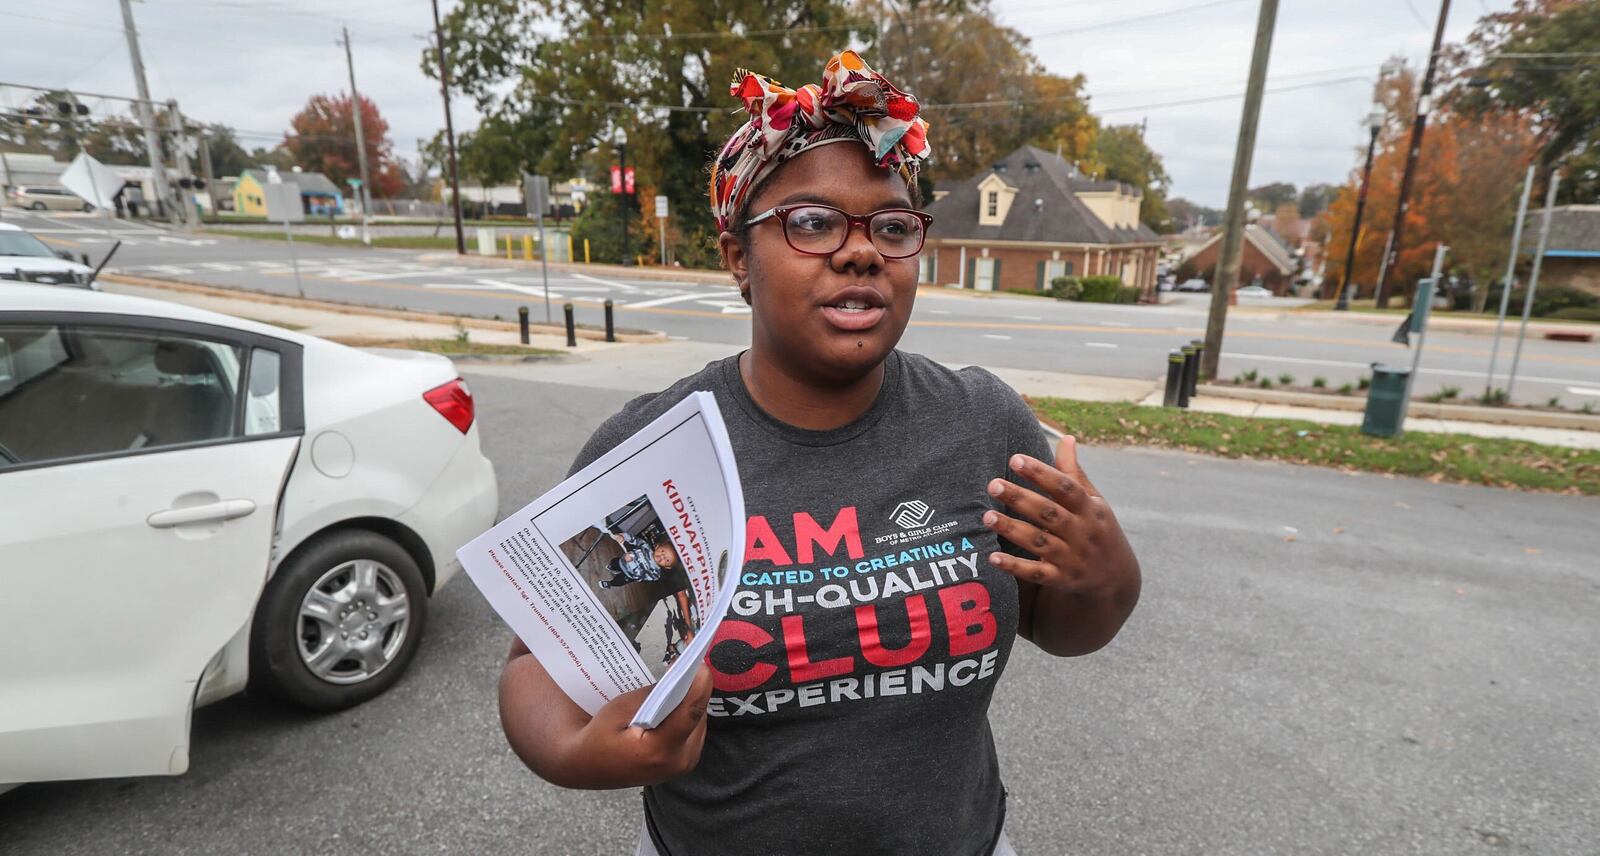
[232,168,344,217]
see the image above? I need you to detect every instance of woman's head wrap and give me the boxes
[709,50,931,232]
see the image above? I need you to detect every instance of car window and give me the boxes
[244,347,281,436]
[0,231,58,258]
[0,323,244,467]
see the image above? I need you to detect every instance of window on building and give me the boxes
[986,192,998,217]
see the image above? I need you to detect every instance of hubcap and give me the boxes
[296,559,410,685]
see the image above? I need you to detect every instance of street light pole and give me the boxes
[1334,113,1383,310]
[430,0,466,255]
[615,127,630,266]
[1201,0,1279,381]
[1373,0,1452,309]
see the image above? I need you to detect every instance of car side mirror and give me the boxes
[57,250,74,261]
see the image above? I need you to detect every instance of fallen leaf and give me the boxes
[1283,534,1298,542]
[1333,527,1346,534]
[1393,501,1410,509]
[1524,547,1542,556]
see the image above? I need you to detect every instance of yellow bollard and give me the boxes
[504,234,512,260]
[522,234,533,261]
[567,234,574,263]
[584,238,591,264]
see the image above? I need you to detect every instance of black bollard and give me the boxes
[518,305,530,345]
[80,253,91,266]
[604,299,615,343]
[1163,350,1185,407]
[563,302,576,348]
[1185,338,1204,398]
[1178,344,1196,408]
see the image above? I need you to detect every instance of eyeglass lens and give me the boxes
[784,206,925,257]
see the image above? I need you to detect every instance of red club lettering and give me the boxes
[793,507,865,564]
[855,595,931,668]
[781,614,854,682]
[709,620,778,692]
[938,581,997,656]
[744,515,793,566]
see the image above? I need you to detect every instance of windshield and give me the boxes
[0,231,58,259]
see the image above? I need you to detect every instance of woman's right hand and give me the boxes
[499,636,715,789]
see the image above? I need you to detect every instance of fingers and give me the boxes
[981,502,1069,558]
[1055,435,1099,495]
[1005,452,1095,511]
[985,547,1070,587]
[650,662,713,744]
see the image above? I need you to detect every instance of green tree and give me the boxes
[1297,183,1337,218]
[1247,181,1297,211]
[1453,0,1600,203]
[1167,197,1223,230]
[1088,123,1171,231]
[202,125,252,177]
[427,0,871,255]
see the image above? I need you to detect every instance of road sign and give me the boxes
[523,173,549,214]
[655,195,669,218]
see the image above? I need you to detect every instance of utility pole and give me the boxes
[165,99,198,230]
[430,0,466,255]
[341,26,374,245]
[1373,0,1452,308]
[197,127,220,215]
[118,0,175,224]
[1201,0,1279,380]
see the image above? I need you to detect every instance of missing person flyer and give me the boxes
[456,392,745,728]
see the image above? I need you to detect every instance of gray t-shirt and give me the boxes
[569,350,1054,856]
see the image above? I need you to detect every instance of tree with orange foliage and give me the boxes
[1318,62,1538,307]
[283,94,405,199]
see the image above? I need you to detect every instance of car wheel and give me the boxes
[81,203,94,212]
[249,530,428,710]
[28,202,45,211]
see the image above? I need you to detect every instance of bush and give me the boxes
[1506,284,1599,318]
[1277,373,1295,386]
[1048,275,1083,301]
[1358,376,1371,391]
[1547,306,1600,323]
[1337,383,1355,395]
[1077,276,1125,303]
[1312,377,1327,389]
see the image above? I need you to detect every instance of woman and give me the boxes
[498,50,1141,856]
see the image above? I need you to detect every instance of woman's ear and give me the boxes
[719,231,752,305]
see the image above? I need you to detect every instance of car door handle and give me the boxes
[146,499,258,529]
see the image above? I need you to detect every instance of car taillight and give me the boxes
[423,378,474,433]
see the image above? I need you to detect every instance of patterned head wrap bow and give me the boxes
[709,50,931,232]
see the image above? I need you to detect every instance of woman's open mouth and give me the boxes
[820,290,887,332]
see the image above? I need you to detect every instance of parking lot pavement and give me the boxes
[4,360,1596,854]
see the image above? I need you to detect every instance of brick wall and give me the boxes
[924,243,1155,292]
[1543,258,1600,299]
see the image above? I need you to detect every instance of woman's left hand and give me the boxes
[981,435,1141,656]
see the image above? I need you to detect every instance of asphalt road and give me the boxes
[12,208,1600,408]
[3,359,1595,854]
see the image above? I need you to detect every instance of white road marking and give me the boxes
[572,272,640,292]
[1085,342,1119,349]
[342,266,475,280]
[195,262,243,272]
[625,291,722,309]
[928,309,951,315]
[1567,386,1600,397]
[1013,315,1041,321]
[1099,320,1131,327]
[983,334,1013,340]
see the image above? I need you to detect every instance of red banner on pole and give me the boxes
[610,166,622,193]
[624,167,636,195]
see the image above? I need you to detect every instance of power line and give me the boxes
[1032,0,1246,39]
[1401,0,1431,29]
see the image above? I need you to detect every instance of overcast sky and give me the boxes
[6,0,1513,207]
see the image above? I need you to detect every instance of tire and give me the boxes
[28,202,45,211]
[249,530,428,710]
[81,203,94,213]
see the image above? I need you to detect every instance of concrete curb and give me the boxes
[97,273,669,344]
[1198,383,1600,432]
[1283,308,1597,339]
[416,253,739,287]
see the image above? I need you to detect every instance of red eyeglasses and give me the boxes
[744,204,934,259]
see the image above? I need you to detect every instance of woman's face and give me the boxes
[721,144,919,384]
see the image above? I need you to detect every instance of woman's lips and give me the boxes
[820,304,886,331]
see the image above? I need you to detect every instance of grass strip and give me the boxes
[333,336,561,357]
[204,228,460,251]
[1029,397,1600,496]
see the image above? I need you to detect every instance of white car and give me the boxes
[0,222,96,289]
[0,285,498,786]
[1236,285,1273,298]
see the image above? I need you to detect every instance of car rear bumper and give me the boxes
[399,425,498,594]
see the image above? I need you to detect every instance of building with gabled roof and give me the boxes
[920,145,1163,294]
[1179,223,1298,293]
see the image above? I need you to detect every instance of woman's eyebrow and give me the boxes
[771,192,914,210]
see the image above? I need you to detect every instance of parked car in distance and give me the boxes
[7,185,92,212]
[0,285,499,786]
[0,222,95,288]
[1176,278,1209,292]
[1236,285,1273,298]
